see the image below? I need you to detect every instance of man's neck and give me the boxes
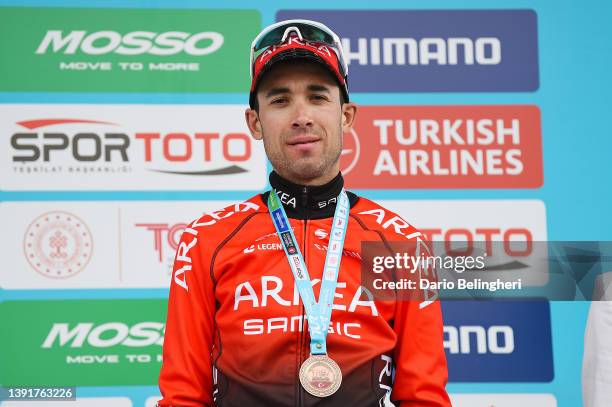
[265,170,347,220]
[273,168,339,187]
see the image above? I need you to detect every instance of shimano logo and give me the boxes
[341,37,501,66]
[35,30,224,56]
[443,325,514,354]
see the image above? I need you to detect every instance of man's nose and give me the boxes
[291,100,314,129]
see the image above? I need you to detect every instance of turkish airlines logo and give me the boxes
[341,105,543,189]
[10,118,253,175]
[340,128,360,175]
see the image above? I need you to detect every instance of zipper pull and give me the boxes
[302,186,308,208]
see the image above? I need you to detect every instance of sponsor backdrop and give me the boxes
[1,1,610,406]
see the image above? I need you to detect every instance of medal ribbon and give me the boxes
[268,189,350,355]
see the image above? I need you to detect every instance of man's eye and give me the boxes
[271,98,287,104]
[311,94,328,101]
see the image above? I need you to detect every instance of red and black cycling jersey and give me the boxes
[158,172,451,407]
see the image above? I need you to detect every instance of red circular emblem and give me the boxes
[23,211,93,279]
[340,129,360,175]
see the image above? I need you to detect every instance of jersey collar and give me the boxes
[263,171,349,220]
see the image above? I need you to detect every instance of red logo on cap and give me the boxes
[251,36,344,93]
[257,36,333,63]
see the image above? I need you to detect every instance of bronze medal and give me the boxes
[299,354,342,397]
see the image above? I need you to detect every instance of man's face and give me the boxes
[245,60,356,186]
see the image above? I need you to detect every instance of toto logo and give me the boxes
[340,129,360,175]
[10,118,253,174]
[23,211,93,278]
[135,222,187,262]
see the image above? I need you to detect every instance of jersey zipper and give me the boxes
[298,186,309,407]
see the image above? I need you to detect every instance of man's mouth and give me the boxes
[287,135,321,146]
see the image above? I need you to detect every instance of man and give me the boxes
[583,271,612,407]
[158,19,450,406]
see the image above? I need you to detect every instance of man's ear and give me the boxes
[341,102,357,133]
[245,108,263,140]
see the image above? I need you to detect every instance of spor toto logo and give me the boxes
[23,211,93,278]
[135,222,187,262]
[10,118,253,175]
[340,129,360,175]
[420,226,536,272]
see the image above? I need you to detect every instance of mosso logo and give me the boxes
[36,31,224,56]
[42,322,164,348]
[0,8,259,92]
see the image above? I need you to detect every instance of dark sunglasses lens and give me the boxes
[295,23,334,43]
[254,30,283,51]
[254,23,335,51]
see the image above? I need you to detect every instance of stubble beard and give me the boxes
[263,126,343,185]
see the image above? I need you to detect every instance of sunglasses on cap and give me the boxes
[249,19,349,80]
